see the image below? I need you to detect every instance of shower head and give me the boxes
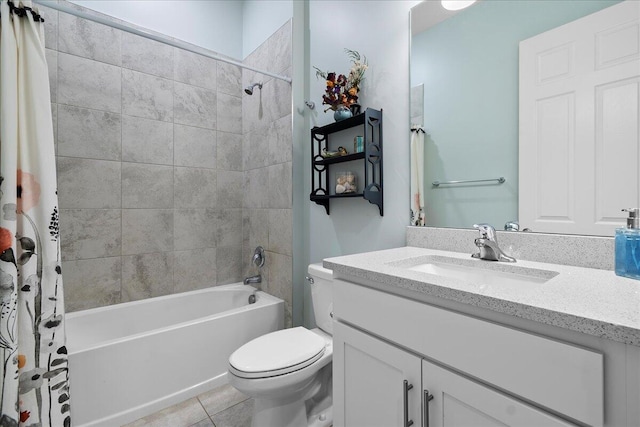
[244,82,263,95]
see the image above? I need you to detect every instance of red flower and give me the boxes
[16,170,41,214]
[0,227,12,252]
[20,410,30,422]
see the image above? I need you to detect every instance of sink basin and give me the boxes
[390,255,558,286]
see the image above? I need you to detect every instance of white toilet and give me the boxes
[228,263,333,427]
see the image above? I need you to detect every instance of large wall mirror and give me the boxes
[410,0,639,237]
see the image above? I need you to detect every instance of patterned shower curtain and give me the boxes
[0,1,71,426]
[410,126,425,226]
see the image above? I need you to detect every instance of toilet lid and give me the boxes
[229,327,326,379]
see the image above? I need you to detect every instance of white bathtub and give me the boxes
[66,283,283,427]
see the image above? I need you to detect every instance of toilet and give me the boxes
[228,263,334,427]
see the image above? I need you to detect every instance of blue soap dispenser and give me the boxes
[615,208,640,280]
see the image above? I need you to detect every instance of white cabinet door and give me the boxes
[333,322,421,427]
[519,1,640,235]
[422,359,576,427]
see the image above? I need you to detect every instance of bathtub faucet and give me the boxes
[244,274,262,285]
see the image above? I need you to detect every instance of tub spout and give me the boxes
[244,274,262,285]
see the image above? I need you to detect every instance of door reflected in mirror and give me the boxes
[410,0,638,236]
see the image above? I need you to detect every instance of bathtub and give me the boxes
[66,283,283,427]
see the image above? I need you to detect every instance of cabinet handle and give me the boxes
[403,380,414,427]
[423,390,434,427]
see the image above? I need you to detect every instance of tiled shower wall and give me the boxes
[40,3,292,318]
[242,23,294,327]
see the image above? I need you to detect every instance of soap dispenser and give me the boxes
[615,208,640,280]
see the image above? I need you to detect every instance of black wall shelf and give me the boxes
[310,108,383,215]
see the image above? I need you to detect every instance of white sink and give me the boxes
[391,255,558,286]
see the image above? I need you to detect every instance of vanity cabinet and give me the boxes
[334,322,575,427]
[310,108,383,215]
[333,279,608,427]
[333,321,421,427]
[422,359,575,427]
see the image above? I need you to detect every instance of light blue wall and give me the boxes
[243,1,293,58]
[411,0,620,229]
[308,1,420,264]
[68,0,244,58]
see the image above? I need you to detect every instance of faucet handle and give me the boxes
[473,223,497,240]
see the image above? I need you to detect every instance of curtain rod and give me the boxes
[32,0,293,84]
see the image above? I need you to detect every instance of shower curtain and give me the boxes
[410,127,425,226]
[0,1,71,426]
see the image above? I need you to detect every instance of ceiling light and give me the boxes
[441,0,477,11]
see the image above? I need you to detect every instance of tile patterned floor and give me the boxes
[122,384,253,427]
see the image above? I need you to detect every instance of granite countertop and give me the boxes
[323,246,640,346]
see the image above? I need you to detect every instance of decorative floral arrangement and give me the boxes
[314,49,368,112]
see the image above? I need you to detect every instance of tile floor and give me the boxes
[123,384,253,427]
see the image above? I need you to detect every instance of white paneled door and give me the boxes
[519,1,640,235]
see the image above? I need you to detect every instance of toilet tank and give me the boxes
[308,263,334,335]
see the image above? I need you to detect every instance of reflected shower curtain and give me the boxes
[410,127,425,226]
[0,1,71,426]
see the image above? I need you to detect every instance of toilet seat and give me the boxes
[229,327,326,379]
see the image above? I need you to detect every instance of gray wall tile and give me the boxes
[122,252,174,302]
[263,75,291,123]
[243,131,269,170]
[267,22,292,75]
[121,115,173,165]
[268,209,292,256]
[243,168,269,209]
[122,209,174,255]
[216,246,242,285]
[174,49,217,90]
[268,114,292,165]
[57,105,121,161]
[242,90,267,135]
[53,8,293,312]
[217,171,243,208]
[268,162,291,209]
[174,125,217,169]
[57,157,121,209]
[174,167,217,208]
[174,82,217,129]
[122,163,174,208]
[243,209,268,254]
[122,32,174,79]
[266,251,292,328]
[122,69,173,122]
[173,248,217,292]
[217,62,242,97]
[218,209,242,248]
[217,131,243,171]
[58,53,121,113]
[241,22,292,309]
[60,209,121,260]
[63,257,121,312]
[217,93,242,134]
[58,13,122,66]
[46,48,57,103]
[39,5,58,50]
[174,209,218,251]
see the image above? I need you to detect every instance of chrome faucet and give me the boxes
[472,223,516,262]
[244,246,265,287]
[243,275,262,285]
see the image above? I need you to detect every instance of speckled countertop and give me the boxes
[323,246,640,347]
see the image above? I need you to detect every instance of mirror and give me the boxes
[410,0,633,236]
